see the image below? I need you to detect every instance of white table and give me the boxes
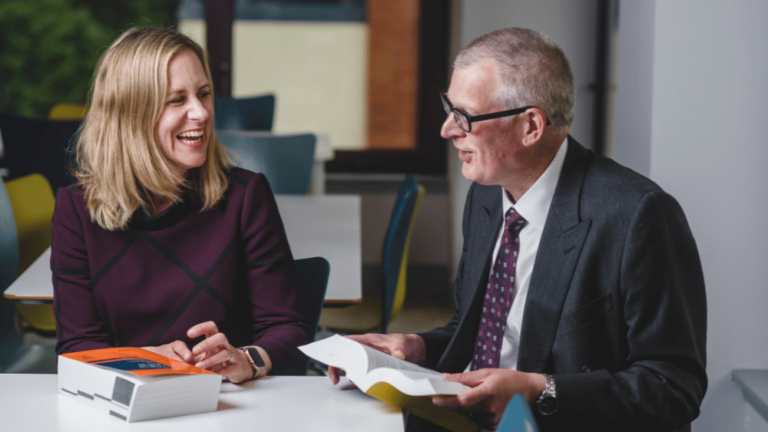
[4,195,361,304]
[0,375,403,431]
[218,130,334,194]
[276,194,361,304]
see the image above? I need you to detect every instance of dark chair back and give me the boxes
[287,257,330,375]
[214,94,275,131]
[217,131,316,195]
[0,112,81,193]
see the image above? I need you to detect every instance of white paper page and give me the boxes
[299,335,369,379]
[358,369,469,396]
[301,335,444,376]
[358,343,440,375]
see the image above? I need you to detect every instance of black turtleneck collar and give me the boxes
[128,192,198,231]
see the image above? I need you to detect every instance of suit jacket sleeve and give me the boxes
[417,183,476,369]
[546,190,707,431]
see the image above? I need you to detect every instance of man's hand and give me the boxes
[431,369,546,431]
[187,321,271,384]
[143,340,193,363]
[327,333,427,384]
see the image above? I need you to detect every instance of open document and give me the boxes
[301,335,479,432]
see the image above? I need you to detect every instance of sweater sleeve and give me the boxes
[239,173,308,374]
[52,187,113,354]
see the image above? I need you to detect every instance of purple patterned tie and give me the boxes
[470,207,526,370]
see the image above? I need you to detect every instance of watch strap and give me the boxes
[536,374,557,416]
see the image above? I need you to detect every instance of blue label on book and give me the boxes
[95,358,171,371]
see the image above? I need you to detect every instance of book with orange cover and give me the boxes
[58,347,221,422]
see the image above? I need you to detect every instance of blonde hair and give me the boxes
[74,27,232,231]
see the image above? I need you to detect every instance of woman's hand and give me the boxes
[187,321,271,384]
[143,341,194,364]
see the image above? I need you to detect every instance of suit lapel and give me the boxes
[517,137,592,373]
[438,186,502,372]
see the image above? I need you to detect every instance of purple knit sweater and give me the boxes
[52,168,308,374]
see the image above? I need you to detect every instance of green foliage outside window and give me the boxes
[0,0,178,118]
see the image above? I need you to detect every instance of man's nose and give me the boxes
[441,113,465,139]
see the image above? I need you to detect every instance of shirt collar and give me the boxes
[503,137,568,231]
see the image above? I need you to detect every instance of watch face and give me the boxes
[248,348,266,368]
[538,396,556,416]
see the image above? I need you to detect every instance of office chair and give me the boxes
[319,174,425,334]
[0,175,29,372]
[4,174,57,339]
[217,131,316,195]
[282,257,330,376]
[49,103,88,119]
[0,111,81,193]
[214,94,276,131]
[0,174,19,295]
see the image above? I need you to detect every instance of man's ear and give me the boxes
[520,108,547,147]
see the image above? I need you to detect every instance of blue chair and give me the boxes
[217,131,316,195]
[319,175,425,334]
[283,257,330,376]
[497,394,540,432]
[214,94,275,131]
[0,175,27,372]
[0,176,19,294]
[0,111,82,193]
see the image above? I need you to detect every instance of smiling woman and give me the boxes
[53,27,308,384]
[156,49,213,180]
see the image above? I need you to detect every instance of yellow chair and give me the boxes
[49,103,88,119]
[5,174,57,337]
[319,175,425,334]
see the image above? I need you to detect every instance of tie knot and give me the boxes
[504,207,526,231]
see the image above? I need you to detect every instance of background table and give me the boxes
[0,375,403,431]
[4,194,362,304]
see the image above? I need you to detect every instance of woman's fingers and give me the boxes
[192,332,229,358]
[187,321,219,339]
[196,347,233,370]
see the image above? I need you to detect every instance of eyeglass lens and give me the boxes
[441,94,470,132]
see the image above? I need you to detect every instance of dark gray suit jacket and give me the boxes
[412,138,707,431]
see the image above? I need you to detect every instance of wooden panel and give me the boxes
[367,0,419,149]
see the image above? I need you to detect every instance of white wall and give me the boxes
[449,0,599,278]
[614,1,768,430]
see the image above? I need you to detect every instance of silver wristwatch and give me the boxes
[536,374,557,416]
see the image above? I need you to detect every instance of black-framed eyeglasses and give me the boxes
[440,91,551,133]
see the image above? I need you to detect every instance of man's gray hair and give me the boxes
[454,28,575,135]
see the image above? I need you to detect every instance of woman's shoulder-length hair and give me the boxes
[73,27,232,231]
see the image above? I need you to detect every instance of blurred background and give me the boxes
[2,1,768,431]
[0,0,179,118]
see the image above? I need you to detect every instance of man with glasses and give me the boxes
[329,28,706,432]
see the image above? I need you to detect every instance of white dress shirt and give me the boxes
[465,137,568,372]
